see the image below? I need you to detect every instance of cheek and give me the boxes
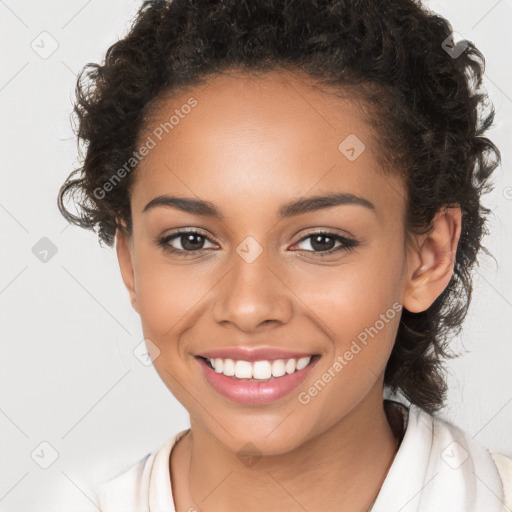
[132,252,189,341]
[135,268,175,335]
[133,252,217,361]
[299,245,404,338]
[295,249,404,404]
[133,259,200,394]
[293,261,403,423]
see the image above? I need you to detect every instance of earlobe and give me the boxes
[403,206,462,313]
[115,227,139,313]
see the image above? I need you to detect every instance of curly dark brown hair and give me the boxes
[58,0,500,415]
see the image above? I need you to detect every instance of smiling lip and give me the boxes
[195,347,316,362]
[195,353,320,405]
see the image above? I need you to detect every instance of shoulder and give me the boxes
[378,401,509,511]
[417,405,510,511]
[92,452,154,511]
[92,429,190,512]
[490,452,512,512]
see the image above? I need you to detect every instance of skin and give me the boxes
[115,69,461,512]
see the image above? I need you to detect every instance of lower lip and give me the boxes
[196,356,320,405]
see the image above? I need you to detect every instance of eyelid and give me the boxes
[160,227,215,239]
[293,226,357,241]
[158,228,355,246]
[156,228,360,259]
[291,230,358,252]
[159,228,218,248]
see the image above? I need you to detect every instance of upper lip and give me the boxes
[196,347,318,362]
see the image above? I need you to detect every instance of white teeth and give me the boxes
[271,359,286,377]
[253,360,272,379]
[223,358,235,376]
[213,358,223,373]
[285,358,296,374]
[234,360,252,379]
[207,356,313,380]
[296,357,311,370]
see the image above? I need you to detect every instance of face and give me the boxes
[116,69,431,455]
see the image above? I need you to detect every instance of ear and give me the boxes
[115,225,139,314]
[403,205,462,313]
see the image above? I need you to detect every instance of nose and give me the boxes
[212,248,294,333]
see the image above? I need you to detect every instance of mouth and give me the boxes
[195,354,321,405]
[196,354,321,380]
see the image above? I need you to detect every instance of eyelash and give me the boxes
[156,229,359,258]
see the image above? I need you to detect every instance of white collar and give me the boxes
[373,402,504,511]
[148,428,189,512]
[113,402,505,512]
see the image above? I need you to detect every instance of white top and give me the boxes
[90,402,512,512]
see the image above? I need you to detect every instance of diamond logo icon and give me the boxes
[133,338,161,366]
[31,441,59,469]
[441,441,469,469]
[237,442,262,468]
[236,236,263,264]
[31,31,59,59]
[442,32,468,59]
[32,237,58,263]
[338,134,366,161]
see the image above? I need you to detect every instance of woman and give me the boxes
[58,0,511,510]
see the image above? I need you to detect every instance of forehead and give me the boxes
[131,69,404,218]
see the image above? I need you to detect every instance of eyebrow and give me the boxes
[142,192,376,218]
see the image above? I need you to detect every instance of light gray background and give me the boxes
[0,1,511,510]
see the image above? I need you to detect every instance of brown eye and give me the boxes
[293,231,359,256]
[158,230,217,256]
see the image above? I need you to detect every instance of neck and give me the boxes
[171,391,401,512]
